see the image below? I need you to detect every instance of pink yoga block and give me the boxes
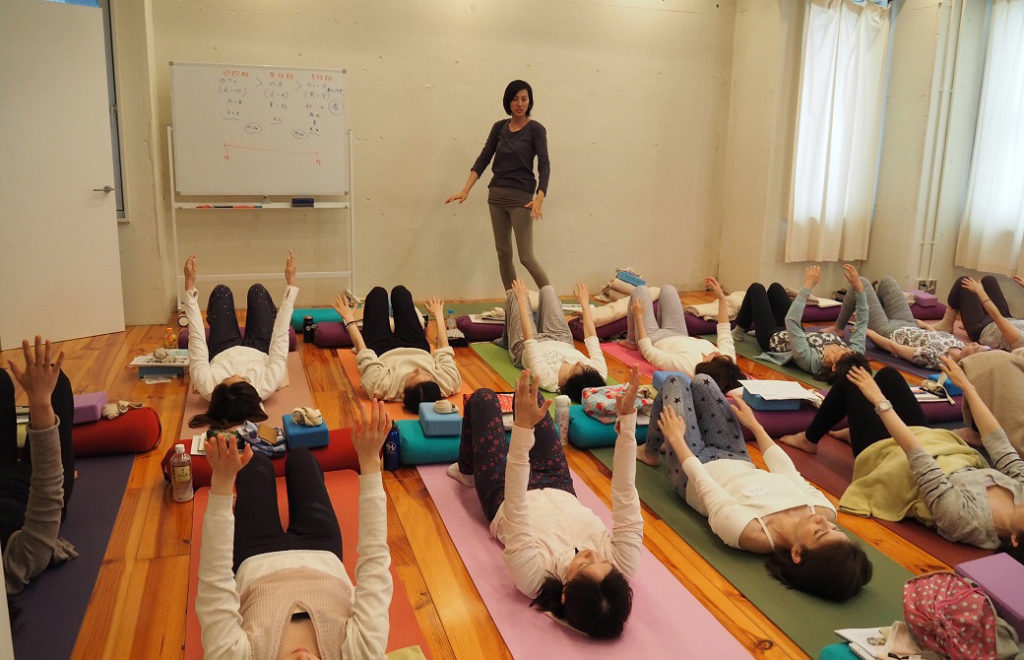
[956,553,1024,639]
[73,391,107,425]
[908,289,938,307]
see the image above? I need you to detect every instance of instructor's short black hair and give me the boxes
[503,80,534,116]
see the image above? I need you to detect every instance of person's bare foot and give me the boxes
[616,338,638,351]
[829,428,851,443]
[777,432,818,454]
[637,447,661,467]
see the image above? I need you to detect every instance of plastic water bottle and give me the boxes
[170,443,194,502]
[554,395,571,446]
[164,327,177,349]
[446,308,456,331]
[383,423,401,471]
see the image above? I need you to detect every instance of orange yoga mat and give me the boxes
[335,348,475,421]
[184,469,429,658]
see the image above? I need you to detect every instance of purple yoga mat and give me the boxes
[417,464,749,659]
[11,453,134,658]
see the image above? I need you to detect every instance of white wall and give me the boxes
[113,0,737,321]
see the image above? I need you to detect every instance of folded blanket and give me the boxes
[576,287,661,326]
[839,432,988,524]
[784,287,842,308]
[683,290,746,320]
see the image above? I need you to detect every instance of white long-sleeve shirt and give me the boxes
[637,322,736,376]
[196,472,393,659]
[522,336,608,393]
[681,445,835,550]
[355,346,461,401]
[184,285,298,401]
[489,413,643,598]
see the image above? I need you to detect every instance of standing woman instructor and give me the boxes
[446,80,551,289]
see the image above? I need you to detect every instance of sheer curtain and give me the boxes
[955,0,1024,276]
[786,0,891,263]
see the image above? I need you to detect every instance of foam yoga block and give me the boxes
[178,325,297,351]
[282,414,329,449]
[313,321,353,348]
[73,392,107,425]
[395,419,461,465]
[72,407,162,456]
[456,315,503,341]
[567,405,648,449]
[956,553,1024,639]
[418,402,462,437]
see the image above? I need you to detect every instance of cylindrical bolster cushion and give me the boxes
[456,315,503,341]
[73,407,162,457]
[314,322,353,348]
[290,308,342,331]
[569,300,660,341]
[178,326,297,351]
[181,427,360,487]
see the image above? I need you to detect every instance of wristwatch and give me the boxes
[874,400,893,414]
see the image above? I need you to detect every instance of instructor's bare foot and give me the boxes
[637,447,661,467]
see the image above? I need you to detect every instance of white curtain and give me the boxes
[955,0,1024,276]
[786,0,891,263]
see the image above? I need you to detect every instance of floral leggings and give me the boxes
[458,388,575,522]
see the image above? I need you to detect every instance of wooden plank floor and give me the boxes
[0,291,954,659]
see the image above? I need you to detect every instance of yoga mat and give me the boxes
[774,437,989,567]
[863,340,937,379]
[600,342,656,378]
[586,448,910,656]
[469,342,618,396]
[11,453,134,659]
[703,335,831,389]
[417,464,749,659]
[336,348,474,421]
[179,351,313,440]
[184,470,428,658]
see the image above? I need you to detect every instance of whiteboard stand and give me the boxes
[167,126,356,311]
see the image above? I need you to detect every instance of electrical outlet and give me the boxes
[917,279,937,294]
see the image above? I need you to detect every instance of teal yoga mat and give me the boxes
[702,334,831,389]
[589,446,911,655]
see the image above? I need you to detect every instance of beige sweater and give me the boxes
[961,347,1024,454]
[355,346,461,401]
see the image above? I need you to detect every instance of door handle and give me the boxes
[93,185,115,193]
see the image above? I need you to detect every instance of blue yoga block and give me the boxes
[282,415,329,449]
[652,371,689,391]
[926,373,963,396]
[419,402,463,436]
[742,389,800,411]
[615,271,645,287]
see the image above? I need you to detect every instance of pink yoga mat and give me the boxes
[178,351,314,439]
[417,464,749,659]
[600,342,657,378]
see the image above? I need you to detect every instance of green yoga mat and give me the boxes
[589,447,910,655]
[470,342,618,399]
[701,334,830,389]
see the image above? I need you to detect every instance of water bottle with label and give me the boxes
[383,423,401,471]
[554,395,571,446]
[170,443,194,502]
[446,308,456,331]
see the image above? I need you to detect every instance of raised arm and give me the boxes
[500,371,556,597]
[842,265,868,353]
[574,281,597,340]
[845,366,924,455]
[182,255,217,400]
[940,355,1001,439]
[252,250,299,399]
[333,293,368,353]
[609,366,643,577]
[426,297,449,350]
[784,267,819,370]
[512,279,536,341]
[962,277,1022,348]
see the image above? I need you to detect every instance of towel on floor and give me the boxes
[683,290,746,320]
[839,431,987,523]
[784,288,842,308]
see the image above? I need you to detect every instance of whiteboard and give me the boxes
[170,61,348,195]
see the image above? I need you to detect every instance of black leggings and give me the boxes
[0,368,75,543]
[361,285,430,355]
[946,275,1013,341]
[207,283,279,359]
[735,282,792,352]
[232,447,343,572]
[805,366,926,456]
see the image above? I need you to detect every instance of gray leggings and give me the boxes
[505,285,573,368]
[645,374,751,498]
[489,202,550,290]
[836,276,915,337]
[626,284,688,345]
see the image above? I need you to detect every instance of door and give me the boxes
[0,0,124,349]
